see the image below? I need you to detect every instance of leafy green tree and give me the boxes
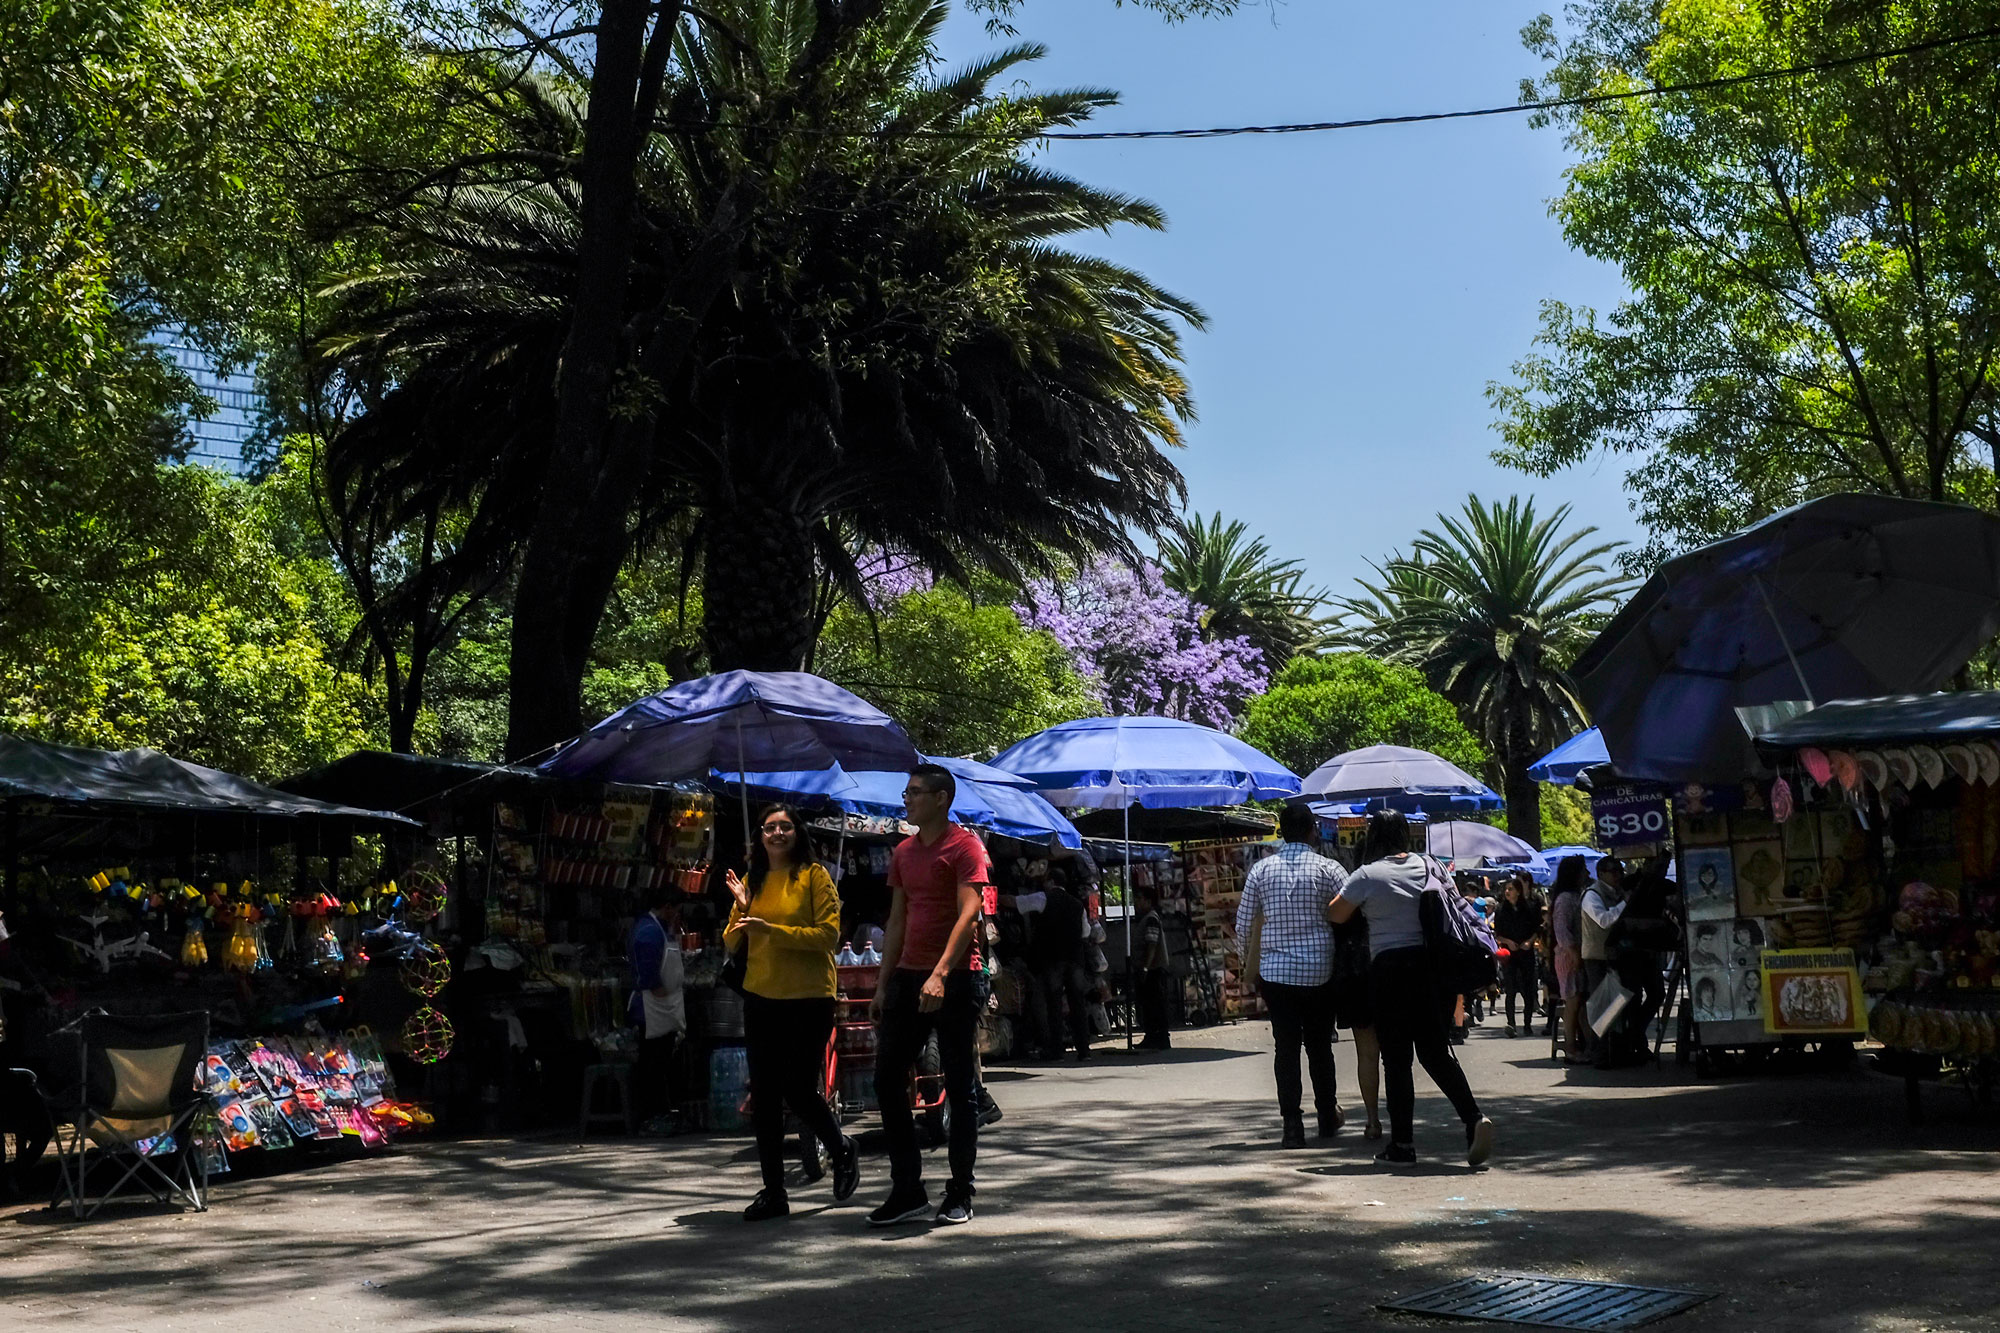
[1336,496,1626,845]
[0,464,372,778]
[815,584,1098,757]
[1156,513,1330,664]
[323,2,1200,755]
[1238,654,1488,783]
[1492,1,2000,561]
[1539,782,1597,849]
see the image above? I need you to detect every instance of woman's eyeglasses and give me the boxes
[761,821,795,834]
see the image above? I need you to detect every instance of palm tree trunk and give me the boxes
[1502,762,1543,849]
[702,503,819,671]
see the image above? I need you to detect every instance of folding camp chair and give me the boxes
[50,1010,210,1219]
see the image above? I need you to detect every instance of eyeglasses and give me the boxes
[761,821,795,834]
[902,787,940,800]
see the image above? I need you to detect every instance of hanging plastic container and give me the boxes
[180,918,209,968]
[707,1045,750,1132]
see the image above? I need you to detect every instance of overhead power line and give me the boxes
[693,23,1995,143]
[1035,23,2000,140]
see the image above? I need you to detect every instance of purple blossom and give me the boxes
[854,548,934,610]
[1016,559,1268,730]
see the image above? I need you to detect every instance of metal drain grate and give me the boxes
[1379,1274,1714,1329]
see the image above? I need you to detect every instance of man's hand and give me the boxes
[919,970,946,1013]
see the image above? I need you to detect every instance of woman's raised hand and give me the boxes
[725,868,751,909]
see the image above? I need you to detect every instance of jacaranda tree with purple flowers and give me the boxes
[1018,558,1268,730]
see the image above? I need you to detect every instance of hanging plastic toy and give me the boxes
[399,866,449,925]
[310,923,344,976]
[401,1006,455,1064]
[180,917,209,968]
[399,941,451,998]
[223,914,258,974]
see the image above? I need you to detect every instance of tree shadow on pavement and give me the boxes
[3,1055,1996,1332]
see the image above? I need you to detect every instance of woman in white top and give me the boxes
[1328,811,1493,1167]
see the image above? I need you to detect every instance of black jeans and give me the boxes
[1139,967,1174,1044]
[1614,952,1665,1054]
[1260,979,1339,1121]
[1502,952,1540,1027]
[635,1031,681,1122]
[875,968,986,1195]
[743,993,844,1196]
[1025,957,1093,1055]
[1369,947,1481,1148]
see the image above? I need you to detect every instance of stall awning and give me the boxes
[0,734,417,827]
[1753,692,2000,747]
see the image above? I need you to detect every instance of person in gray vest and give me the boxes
[1579,856,1627,1066]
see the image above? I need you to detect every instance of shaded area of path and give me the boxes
[4,1025,1996,1331]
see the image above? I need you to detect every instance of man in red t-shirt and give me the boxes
[867,763,991,1227]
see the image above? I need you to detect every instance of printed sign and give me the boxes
[1759,947,1866,1036]
[1591,784,1671,851]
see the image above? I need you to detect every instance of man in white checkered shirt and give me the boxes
[1236,804,1348,1148]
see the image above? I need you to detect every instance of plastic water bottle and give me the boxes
[836,941,859,966]
[859,941,881,966]
[708,1045,750,1132]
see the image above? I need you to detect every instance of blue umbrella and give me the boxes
[1297,745,1502,814]
[718,757,1080,848]
[989,716,1301,809]
[1425,821,1546,871]
[992,716,1298,1048]
[1527,728,1609,786]
[543,670,921,848]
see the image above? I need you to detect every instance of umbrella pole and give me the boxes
[734,714,753,869]
[1754,575,1817,703]
[1124,802,1135,1051]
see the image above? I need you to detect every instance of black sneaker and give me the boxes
[1075,1047,1093,1062]
[934,1185,974,1225]
[831,1135,860,1203]
[1504,1024,1517,1038]
[866,1187,932,1227]
[1317,1105,1345,1138]
[1375,1143,1417,1164]
[976,1090,1003,1127]
[1281,1116,1308,1149]
[743,1190,790,1222]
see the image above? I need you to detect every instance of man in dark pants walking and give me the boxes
[1023,868,1094,1061]
[869,763,992,1227]
[1234,804,1348,1147]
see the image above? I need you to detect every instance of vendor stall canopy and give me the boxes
[1752,692,2000,748]
[0,732,418,857]
[1575,494,2000,785]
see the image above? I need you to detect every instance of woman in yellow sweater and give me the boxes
[724,803,858,1221]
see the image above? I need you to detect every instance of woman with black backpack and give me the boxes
[1327,811,1494,1167]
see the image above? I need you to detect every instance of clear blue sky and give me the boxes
[936,1,1638,600]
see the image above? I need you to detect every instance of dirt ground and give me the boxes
[4,1017,1997,1332]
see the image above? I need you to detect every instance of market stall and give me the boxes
[0,734,440,1191]
[1750,693,2000,1118]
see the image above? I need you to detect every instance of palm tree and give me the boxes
[317,0,1199,726]
[1336,495,1628,845]
[1156,512,1330,663]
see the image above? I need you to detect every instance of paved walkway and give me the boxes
[5,1021,1998,1331]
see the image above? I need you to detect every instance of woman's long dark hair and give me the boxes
[1360,810,1412,863]
[1551,854,1588,898]
[745,803,819,902]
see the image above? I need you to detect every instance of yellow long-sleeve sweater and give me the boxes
[722,862,840,1000]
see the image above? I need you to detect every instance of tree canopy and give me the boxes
[1336,496,1625,845]
[816,583,1098,757]
[1491,0,2000,562]
[1238,654,1488,782]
